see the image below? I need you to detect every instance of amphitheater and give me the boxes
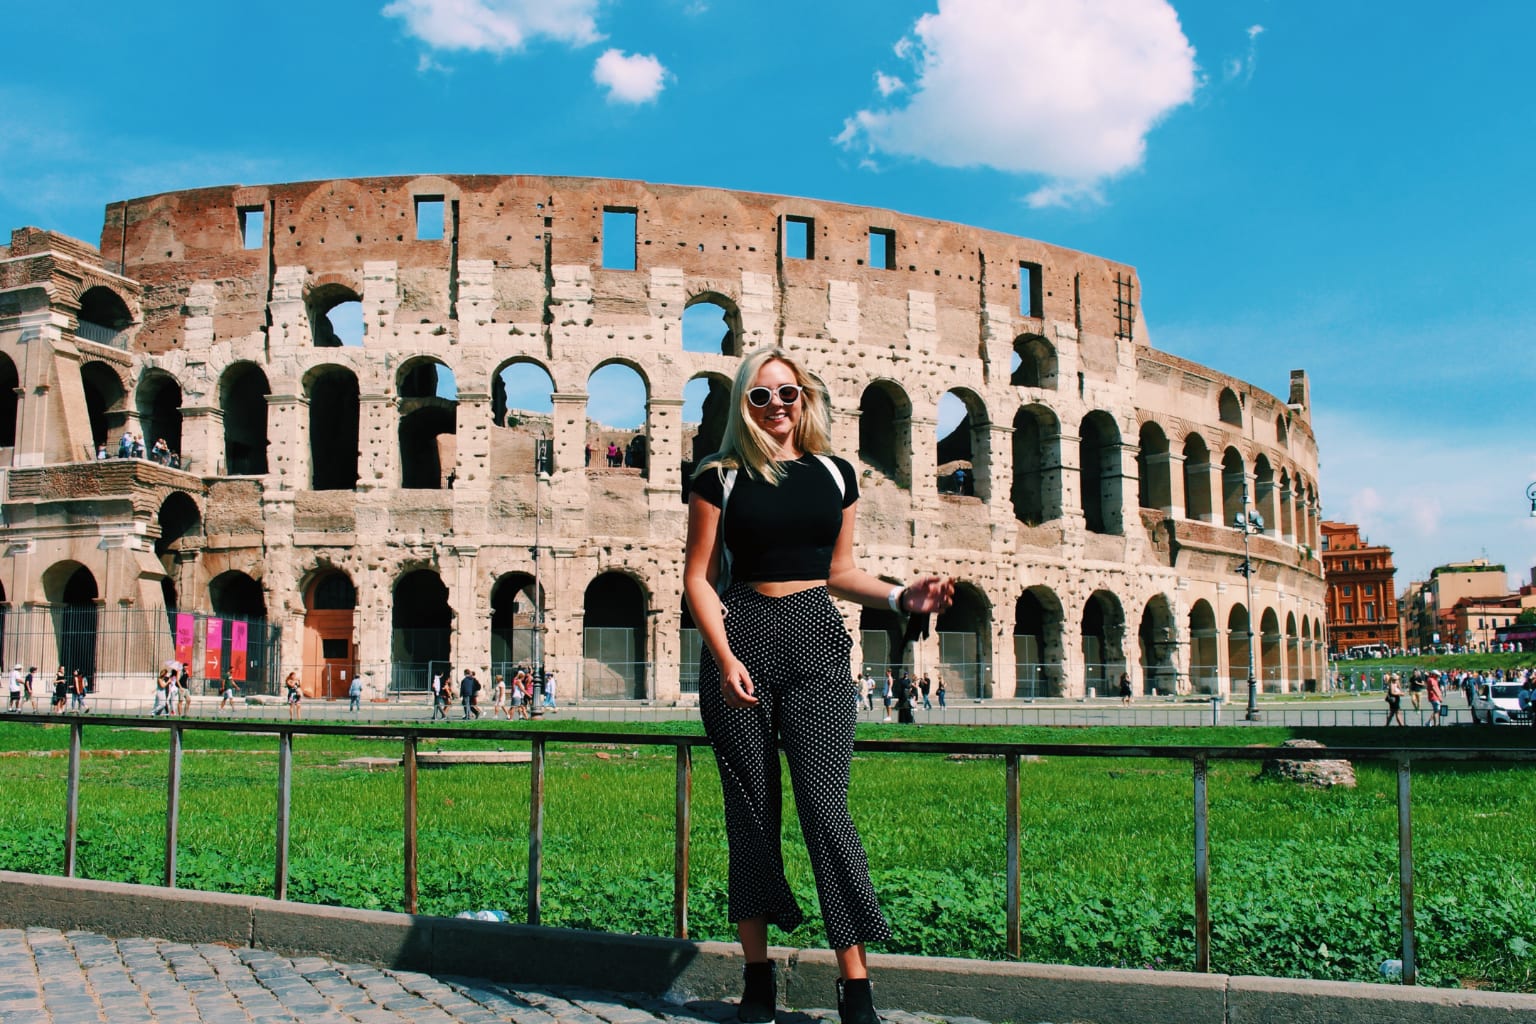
[0,174,1327,703]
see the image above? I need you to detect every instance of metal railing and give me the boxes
[18,711,1536,986]
[75,320,127,349]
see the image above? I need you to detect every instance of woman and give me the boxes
[1384,672,1405,726]
[52,667,69,714]
[683,347,953,1024]
[1118,672,1133,705]
[284,671,302,720]
[935,675,946,709]
[177,666,192,717]
[70,669,89,713]
[152,670,171,717]
[492,674,509,719]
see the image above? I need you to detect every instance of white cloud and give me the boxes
[1224,23,1264,82]
[875,72,905,98]
[592,49,671,104]
[381,0,602,53]
[838,0,1197,203]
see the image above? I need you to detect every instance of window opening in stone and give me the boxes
[1138,595,1177,696]
[137,371,184,468]
[868,228,895,269]
[586,363,648,479]
[602,208,637,270]
[154,495,202,604]
[681,375,730,502]
[936,586,988,697]
[53,565,100,682]
[492,360,555,480]
[1081,590,1125,697]
[399,359,458,489]
[81,361,126,453]
[309,284,365,347]
[1187,600,1219,694]
[1218,388,1242,427]
[858,384,910,488]
[491,573,541,678]
[1181,433,1213,522]
[1013,588,1061,698]
[210,571,266,620]
[1137,422,1170,512]
[936,391,987,500]
[584,573,647,699]
[307,367,360,490]
[392,570,452,694]
[1011,405,1061,526]
[1221,447,1245,529]
[221,363,270,475]
[239,206,265,250]
[1260,608,1282,691]
[1010,334,1056,388]
[77,286,132,348]
[681,298,737,355]
[860,603,908,678]
[414,196,445,241]
[1019,262,1043,318]
[1227,603,1252,692]
[781,215,813,260]
[1253,455,1275,535]
[1079,411,1122,535]
[0,353,18,449]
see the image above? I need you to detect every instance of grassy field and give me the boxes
[0,718,1532,992]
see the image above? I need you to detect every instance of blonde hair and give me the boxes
[695,347,833,484]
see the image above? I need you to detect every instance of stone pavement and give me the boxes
[0,927,983,1024]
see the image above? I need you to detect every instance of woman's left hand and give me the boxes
[902,576,955,615]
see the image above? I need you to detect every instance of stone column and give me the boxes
[646,396,684,507]
[1057,429,1082,521]
[450,545,488,677]
[454,389,491,490]
[179,403,220,475]
[266,392,305,490]
[357,393,396,490]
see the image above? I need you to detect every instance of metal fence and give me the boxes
[21,711,1536,987]
[0,605,281,695]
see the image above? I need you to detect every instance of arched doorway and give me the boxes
[45,563,99,683]
[307,367,360,490]
[392,570,452,695]
[398,358,458,489]
[490,573,541,676]
[1188,600,1219,695]
[1082,590,1126,696]
[305,571,357,700]
[1138,595,1177,696]
[1260,608,1282,692]
[583,572,647,698]
[859,381,912,488]
[1013,586,1064,698]
[210,571,270,694]
[221,363,270,475]
[1227,604,1252,697]
[936,584,990,697]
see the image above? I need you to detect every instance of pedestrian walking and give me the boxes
[70,669,89,713]
[284,671,302,720]
[542,669,557,710]
[348,674,363,713]
[936,675,946,708]
[461,669,481,719]
[219,671,241,713]
[6,665,20,712]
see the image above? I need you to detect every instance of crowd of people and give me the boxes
[6,665,92,714]
[430,665,558,721]
[1375,666,1536,726]
[96,431,183,468]
[857,669,946,723]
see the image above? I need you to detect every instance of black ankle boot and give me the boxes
[836,977,880,1024]
[737,960,776,1023]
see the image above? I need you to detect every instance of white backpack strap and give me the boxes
[716,467,736,596]
[813,454,846,499]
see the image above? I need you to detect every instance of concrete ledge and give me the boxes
[3,871,1535,1024]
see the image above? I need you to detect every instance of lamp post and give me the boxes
[1526,482,1536,518]
[1233,481,1264,721]
[531,438,553,712]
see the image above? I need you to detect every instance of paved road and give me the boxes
[0,927,989,1024]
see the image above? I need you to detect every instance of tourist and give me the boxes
[897,674,916,724]
[284,671,302,719]
[1118,672,1133,705]
[936,674,946,709]
[461,669,481,720]
[219,671,240,713]
[151,437,170,464]
[491,674,508,719]
[1408,670,1425,712]
[347,674,363,713]
[95,443,109,460]
[1425,671,1445,726]
[178,665,192,716]
[860,670,874,712]
[881,670,894,722]
[606,441,621,467]
[70,669,89,713]
[542,668,557,710]
[919,674,933,711]
[6,665,20,712]
[1384,672,1405,726]
[51,667,68,713]
[118,431,133,458]
[152,670,170,716]
[23,667,36,712]
[164,667,180,717]
[682,346,954,1024]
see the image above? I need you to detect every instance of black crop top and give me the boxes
[692,454,859,583]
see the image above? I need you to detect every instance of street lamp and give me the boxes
[1232,481,1265,721]
[531,438,553,713]
[1526,482,1536,518]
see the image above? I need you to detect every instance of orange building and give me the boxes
[1321,521,1399,655]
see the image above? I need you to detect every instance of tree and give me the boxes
[1516,608,1536,626]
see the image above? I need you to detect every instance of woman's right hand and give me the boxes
[720,656,758,707]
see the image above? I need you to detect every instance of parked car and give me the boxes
[1470,682,1525,725]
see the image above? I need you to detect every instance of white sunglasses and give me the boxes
[746,384,803,408]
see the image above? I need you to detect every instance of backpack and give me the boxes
[714,455,846,595]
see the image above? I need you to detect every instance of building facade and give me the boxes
[1320,521,1398,655]
[0,175,1328,702]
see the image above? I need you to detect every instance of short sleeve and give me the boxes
[832,456,859,508]
[691,465,725,508]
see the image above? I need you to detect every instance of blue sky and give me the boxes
[3,0,1533,596]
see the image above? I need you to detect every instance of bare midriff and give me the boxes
[751,579,827,597]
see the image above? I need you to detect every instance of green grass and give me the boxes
[1,720,1532,991]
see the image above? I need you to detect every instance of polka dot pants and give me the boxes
[698,584,891,951]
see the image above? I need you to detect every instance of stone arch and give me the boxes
[858,379,912,488]
[136,369,183,461]
[1138,594,1178,695]
[490,572,543,675]
[1082,589,1126,695]
[1011,334,1057,389]
[1253,454,1275,533]
[220,361,270,475]
[1012,403,1062,525]
[76,285,134,346]
[682,293,742,356]
[936,388,991,501]
[304,568,357,700]
[1181,432,1213,522]
[0,351,16,448]
[1227,602,1252,694]
[1218,387,1242,427]
[1137,420,1170,512]
[491,356,555,428]
[392,568,453,692]
[1079,410,1122,535]
[936,582,991,697]
[1221,446,1246,528]
[1278,468,1295,542]
[1013,586,1064,697]
[587,360,651,479]
[1275,412,1289,447]
[682,372,733,500]
[397,356,457,489]
[583,571,648,699]
[859,594,908,679]
[43,562,99,681]
[1188,599,1218,695]
[305,365,359,490]
[154,491,201,611]
[1285,610,1300,693]
[308,280,365,347]
[81,361,129,452]
[210,570,265,619]
[1260,607,1282,692]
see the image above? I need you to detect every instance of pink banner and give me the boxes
[230,621,248,682]
[203,618,223,680]
[174,613,195,669]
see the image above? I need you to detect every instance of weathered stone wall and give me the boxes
[0,176,1328,701]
